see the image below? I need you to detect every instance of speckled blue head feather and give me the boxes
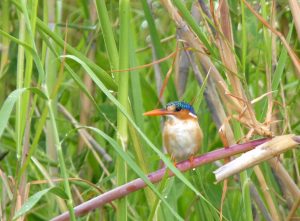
[166,101,196,115]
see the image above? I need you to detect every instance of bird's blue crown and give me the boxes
[166,101,196,115]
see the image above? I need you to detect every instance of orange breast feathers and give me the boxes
[163,116,203,161]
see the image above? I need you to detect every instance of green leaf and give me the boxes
[0,28,45,81]
[0,87,48,138]
[38,29,101,114]
[13,187,53,220]
[63,54,223,220]
[272,25,293,91]
[84,126,184,221]
[49,186,69,200]
[193,71,210,113]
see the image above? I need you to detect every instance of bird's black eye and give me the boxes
[175,106,182,112]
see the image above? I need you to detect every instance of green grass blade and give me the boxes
[11,0,117,90]
[241,171,253,221]
[117,0,130,219]
[63,54,224,218]
[0,88,47,139]
[193,71,210,113]
[140,0,178,100]
[47,100,76,220]
[95,0,119,70]
[0,0,10,77]
[0,29,44,81]
[172,0,213,55]
[84,126,184,220]
[13,187,54,220]
[259,25,293,121]
[15,14,25,160]
[272,25,293,91]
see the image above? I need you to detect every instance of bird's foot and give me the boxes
[189,155,195,168]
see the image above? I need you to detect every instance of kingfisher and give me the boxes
[144,101,203,163]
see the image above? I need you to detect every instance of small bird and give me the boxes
[144,101,203,163]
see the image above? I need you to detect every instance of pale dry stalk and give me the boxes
[249,184,273,221]
[253,166,280,221]
[179,3,234,142]
[58,104,113,180]
[51,138,270,221]
[162,1,243,143]
[218,126,230,221]
[175,47,189,97]
[160,0,272,137]
[215,0,272,137]
[268,158,300,201]
[214,135,300,182]
[175,3,200,97]
[288,0,300,41]
[285,196,300,221]
[78,3,97,151]
[215,0,244,100]
[160,2,300,220]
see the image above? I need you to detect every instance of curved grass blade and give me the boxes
[10,0,117,90]
[85,126,183,220]
[193,69,211,113]
[0,87,48,139]
[13,186,69,220]
[13,187,54,220]
[62,55,225,219]
[0,29,44,81]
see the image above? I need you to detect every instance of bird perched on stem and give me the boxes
[144,101,203,164]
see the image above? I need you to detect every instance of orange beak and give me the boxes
[143,109,174,116]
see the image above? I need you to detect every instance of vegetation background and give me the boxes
[0,0,300,220]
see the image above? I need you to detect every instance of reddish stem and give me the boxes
[51,138,270,221]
